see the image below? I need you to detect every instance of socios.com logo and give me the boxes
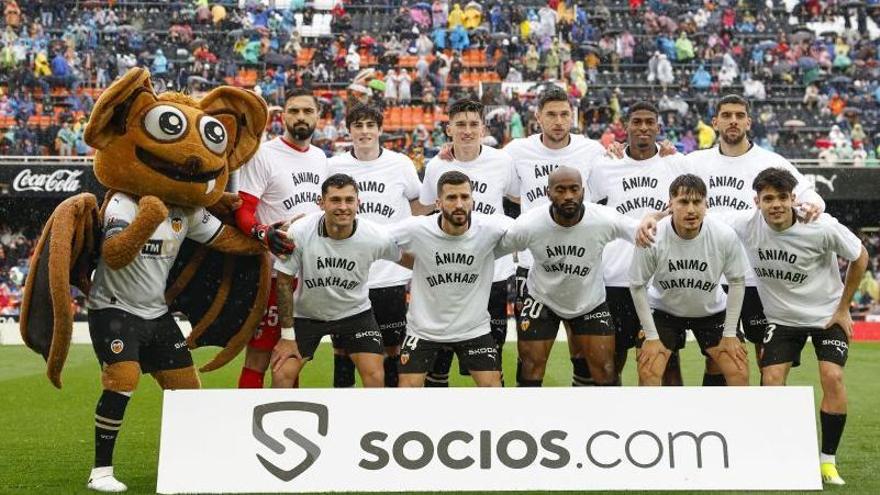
[252,402,329,481]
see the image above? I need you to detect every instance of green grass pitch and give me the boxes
[1,342,878,495]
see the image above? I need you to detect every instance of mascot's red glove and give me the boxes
[236,191,295,255]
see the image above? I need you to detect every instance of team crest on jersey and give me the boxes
[110,339,124,354]
[171,217,183,233]
[520,320,530,331]
[400,352,410,365]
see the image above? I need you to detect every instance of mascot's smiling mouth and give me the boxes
[136,146,224,195]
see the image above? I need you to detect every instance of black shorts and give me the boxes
[298,310,384,359]
[637,310,734,357]
[759,323,849,368]
[518,285,615,341]
[514,267,529,321]
[88,307,193,374]
[367,285,408,348]
[606,287,642,351]
[723,285,767,344]
[399,333,501,374]
[489,277,513,346]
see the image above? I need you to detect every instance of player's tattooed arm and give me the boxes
[829,245,869,338]
[276,272,296,329]
[103,195,169,270]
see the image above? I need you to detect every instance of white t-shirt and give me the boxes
[419,145,517,282]
[274,213,401,321]
[629,215,748,318]
[504,133,607,268]
[587,147,686,287]
[237,137,327,225]
[498,203,638,318]
[329,149,421,288]
[389,213,512,342]
[88,192,223,319]
[681,144,823,286]
[721,210,862,328]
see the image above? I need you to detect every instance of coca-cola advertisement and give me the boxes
[0,164,103,197]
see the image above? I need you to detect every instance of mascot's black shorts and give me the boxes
[88,307,193,373]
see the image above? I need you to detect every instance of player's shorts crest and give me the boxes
[110,339,124,354]
[520,320,530,331]
[400,352,410,366]
[171,217,183,233]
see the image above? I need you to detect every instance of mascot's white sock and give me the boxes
[87,466,127,493]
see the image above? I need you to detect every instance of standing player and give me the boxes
[417,98,517,386]
[393,171,511,387]
[498,167,639,386]
[86,195,265,492]
[712,168,866,485]
[269,174,403,388]
[235,88,327,389]
[629,174,749,387]
[587,101,686,385]
[504,87,613,387]
[328,103,426,387]
[682,94,825,381]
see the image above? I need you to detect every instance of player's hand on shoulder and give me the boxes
[271,338,303,372]
[605,140,624,159]
[658,140,677,157]
[252,222,296,256]
[438,143,454,161]
[794,201,821,223]
[635,209,669,247]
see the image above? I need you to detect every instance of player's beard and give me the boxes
[720,128,746,145]
[552,201,584,220]
[287,121,315,141]
[442,208,470,227]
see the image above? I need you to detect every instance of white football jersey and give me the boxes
[329,149,421,288]
[88,192,223,319]
[587,147,686,287]
[499,203,638,318]
[274,213,401,321]
[721,210,862,328]
[389,213,512,342]
[419,145,517,282]
[504,133,607,268]
[629,215,748,318]
[237,137,326,225]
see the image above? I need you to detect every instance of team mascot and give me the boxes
[19,67,272,492]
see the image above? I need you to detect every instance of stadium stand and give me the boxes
[1,0,879,316]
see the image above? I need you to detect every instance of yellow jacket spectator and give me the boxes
[463,2,482,30]
[696,120,716,149]
[448,3,464,29]
[34,52,51,78]
[520,19,530,39]
[212,4,227,25]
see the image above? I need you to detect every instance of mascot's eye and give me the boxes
[199,116,227,154]
[144,105,188,141]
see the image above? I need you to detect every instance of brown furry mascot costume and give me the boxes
[19,68,271,492]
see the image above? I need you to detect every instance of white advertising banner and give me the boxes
[157,387,821,493]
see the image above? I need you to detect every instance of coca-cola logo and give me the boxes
[12,168,83,193]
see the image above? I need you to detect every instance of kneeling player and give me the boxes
[392,171,511,387]
[629,174,749,386]
[270,174,403,387]
[499,167,640,386]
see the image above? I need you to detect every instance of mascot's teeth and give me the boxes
[205,178,216,195]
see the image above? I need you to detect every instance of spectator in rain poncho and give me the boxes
[696,119,716,149]
[384,69,399,105]
[537,6,557,38]
[743,74,766,100]
[691,64,711,90]
[463,2,482,30]
[416,55,429,80]
[151,49,168,76]
[718,52,739,87]
[398,69,412,104]
[448,3,464,29]
[432,26,447,50]
[450,24,470,51]
[617,31,635,62]
[509,111,524,138]
[675,32,695,62]
[570,60,587,97]
[416,32,434,56]
[833,37,852,69]
[432,0,448,29]
[656,53,674,88]
[543,43,560,79]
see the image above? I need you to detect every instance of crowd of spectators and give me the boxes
[2,0,880,162]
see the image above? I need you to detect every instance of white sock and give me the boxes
[90,466,114,479]
[820,453,836,465]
